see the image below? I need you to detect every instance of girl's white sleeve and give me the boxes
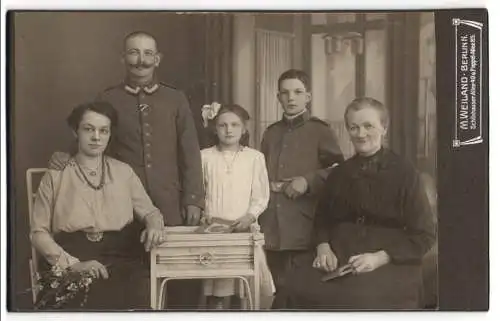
[247,152,270,218]
[201,151,208,212]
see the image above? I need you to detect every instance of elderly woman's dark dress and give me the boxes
[280,148,436,309]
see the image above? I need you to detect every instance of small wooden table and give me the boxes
[150,226,265,310]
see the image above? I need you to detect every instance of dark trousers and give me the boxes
[265,249,312,309]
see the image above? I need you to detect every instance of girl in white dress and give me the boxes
[200,103,271,309]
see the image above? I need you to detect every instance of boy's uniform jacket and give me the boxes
[259,111,344,251]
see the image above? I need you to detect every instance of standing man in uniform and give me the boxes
[97,31,204,228]
[259,69,344,308]
[50,31,204,309]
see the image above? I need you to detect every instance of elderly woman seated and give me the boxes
[277,97,436,310]
[30,101,164,310]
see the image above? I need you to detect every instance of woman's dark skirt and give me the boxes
[37,221,150,311]
[277,223,427,310]
[279,260,424,310]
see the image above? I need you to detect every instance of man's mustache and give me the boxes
[129,61,155,68]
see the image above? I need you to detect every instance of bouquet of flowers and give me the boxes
[34,265,95,310]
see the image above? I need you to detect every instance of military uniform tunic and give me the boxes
[259,111,344,251]
[97,81,204,226]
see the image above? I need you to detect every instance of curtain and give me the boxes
[205,14,233,104]
[255,29,294,146]
[417,13,437,178]
[386,13,421,163]
[185,14,233,149]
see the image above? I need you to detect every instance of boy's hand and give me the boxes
[283,176,308,199]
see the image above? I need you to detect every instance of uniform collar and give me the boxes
[281,109,310,129]
[124,76,159,96]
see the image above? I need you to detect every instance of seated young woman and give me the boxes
[30,101,164,310]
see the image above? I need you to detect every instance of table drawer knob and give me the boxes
[199,252,214,266]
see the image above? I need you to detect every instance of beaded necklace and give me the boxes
[75,156,105,190]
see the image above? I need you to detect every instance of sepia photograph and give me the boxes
[4,9,487,312]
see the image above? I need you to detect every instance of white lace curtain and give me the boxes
[255,29,294,147]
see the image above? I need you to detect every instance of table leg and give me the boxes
[150,250,157,310]
[253,276,260,310]
[150,277,157,309]
[158,278,171,310]
[239,278,249,310]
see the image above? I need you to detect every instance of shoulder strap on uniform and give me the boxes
[159,82,178,90]
[310,116,331,127]
[265,119,284,131]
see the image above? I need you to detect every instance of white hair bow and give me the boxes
[201,102,222,128]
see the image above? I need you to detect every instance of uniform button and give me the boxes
[279,164,284,168]
[146,164,152,168]
[276,204,281,208]
[144,123,150,127]
[283,144,287,148]
[145,154,151,159]
[145,142,151,147]
[145,133,151,137]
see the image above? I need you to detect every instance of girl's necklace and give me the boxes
[219,146,241,174]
